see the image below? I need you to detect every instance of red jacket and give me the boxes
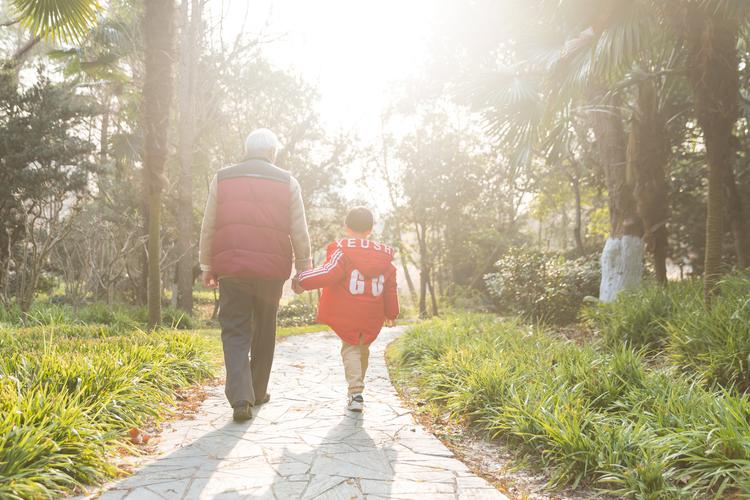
[297,238,399,345]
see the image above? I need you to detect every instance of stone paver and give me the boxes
[92,328,507,500]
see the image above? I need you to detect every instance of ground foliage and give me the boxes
[0,319,214,499]
[586,274,750,391]
[392,314,750,498]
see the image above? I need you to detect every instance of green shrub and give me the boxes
[586,275,750,390]
[667,280,750,391]
[583,281,701,349]
[391,314,750,498]
[161,306,195,330]
[484,248,599,325]
[277,300,317,327]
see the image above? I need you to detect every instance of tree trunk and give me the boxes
[175,0,200,314]
[569,170,585,256]
[415,222,429,317]
[589,91,645,301]
[680,5,739,302]
[399,252,418,306]
[100,92,111,165]
[725,160,750,269]
[142,0,176,329]
[630,79,670,284]
[427,271,439,316]
[599,235,645,302]
[419,269,427,318]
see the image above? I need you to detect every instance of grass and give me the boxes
[0,302,196,330]
[585,274,750,391]
[389,313,750,498]
[0,299,329,499]
[0,322,215,499]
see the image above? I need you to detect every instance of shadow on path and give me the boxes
[270,412,394,499]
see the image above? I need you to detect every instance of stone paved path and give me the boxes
[94,327,507,500]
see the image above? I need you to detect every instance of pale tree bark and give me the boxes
[589,92,645,302]
[175,0,201,313]
[143,0,176,329]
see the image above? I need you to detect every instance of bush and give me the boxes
[586,275,750,390]
[391,314,750,497]
[0,324,214,498]
[161,306,196,330]
[484,248,599,324]
[583,280,701,349]
[277,300,317,327]
[667,275,750,391]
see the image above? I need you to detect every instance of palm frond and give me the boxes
[466,69,545,168]
[11,0,101,42]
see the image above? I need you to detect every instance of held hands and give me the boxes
[202,271,218,289]
[291,274,304,294]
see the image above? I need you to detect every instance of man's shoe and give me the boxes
[347,393,364,412]
[253,393,270,406]
[232,401,252,422]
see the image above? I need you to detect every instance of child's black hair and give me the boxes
[345,206,374,233]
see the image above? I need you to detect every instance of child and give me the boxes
[293,207,399,412]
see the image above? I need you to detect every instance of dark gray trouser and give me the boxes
[218,277,284,407]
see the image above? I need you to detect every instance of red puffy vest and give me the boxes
[297,239,400,345]
[211,159,293,280]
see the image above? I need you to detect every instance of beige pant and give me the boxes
[341,335,371,396]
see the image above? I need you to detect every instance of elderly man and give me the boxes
[199,128,312,422]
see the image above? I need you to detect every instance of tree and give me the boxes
[142,0,175,328]
[3,0,100,68]
[175,0,201,313]
[669,1,745,300]
[0,73,97,310]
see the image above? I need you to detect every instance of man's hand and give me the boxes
[202,271,218,289]
[385,319,396,328]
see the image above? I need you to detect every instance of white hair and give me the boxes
[244,128,280,162]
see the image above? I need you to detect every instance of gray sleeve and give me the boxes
[289,176,312,272]
[198,175,218,272]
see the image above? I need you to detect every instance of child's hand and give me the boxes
[291,276,304,294]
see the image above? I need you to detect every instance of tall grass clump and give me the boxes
[587,274,750,390]
[666,275,750,391]
[391,314,750,498]
[0,323,214,498]
[584,280,701,349]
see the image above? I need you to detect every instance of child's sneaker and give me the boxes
[347,393,364,412]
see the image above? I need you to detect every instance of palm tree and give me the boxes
[471,1,664,299]
[10,0,100,41]
[142,0,175,329]
[476,0,749,303]
[667,1,746,300]
[3,0,100,66]
[559,0,749,302]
